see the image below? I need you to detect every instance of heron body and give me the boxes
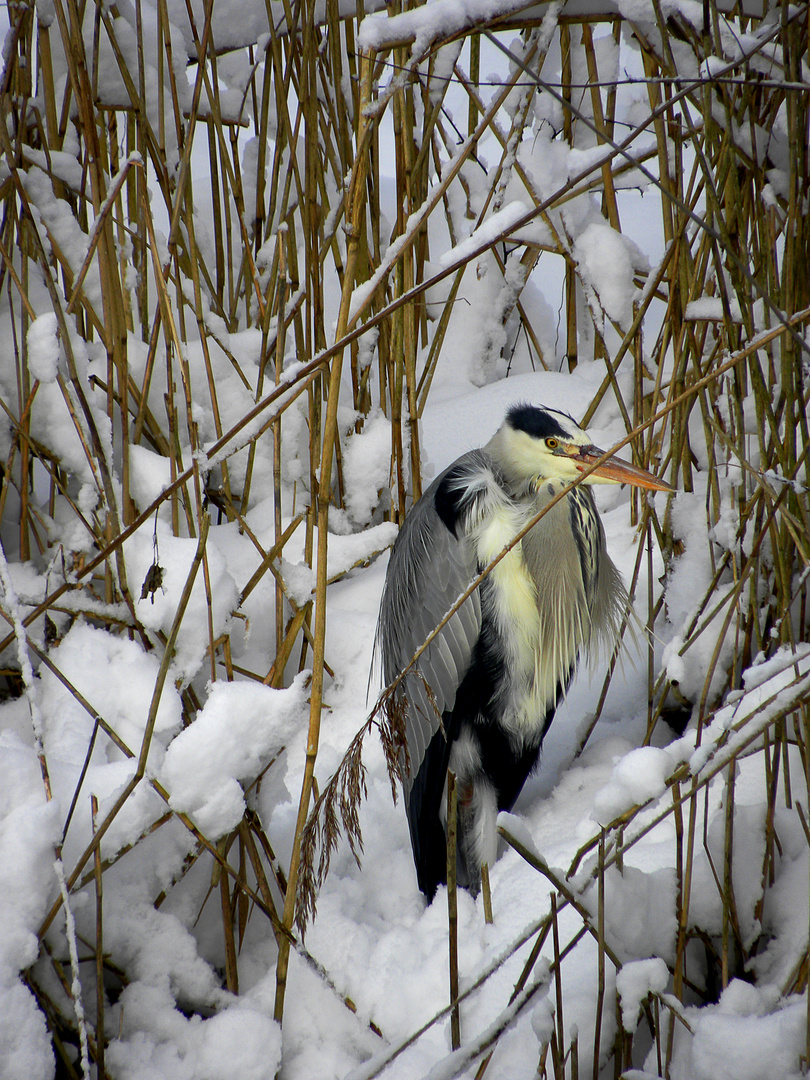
[378,404,671,899]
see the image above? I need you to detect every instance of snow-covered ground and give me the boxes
[3,358,809,1079]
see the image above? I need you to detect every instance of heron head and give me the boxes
[497,403,673,492]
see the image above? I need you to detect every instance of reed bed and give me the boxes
[0,0,807,1075]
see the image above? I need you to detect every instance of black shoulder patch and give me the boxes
[507,403,572,440]
[569,487,601,606]
[434,463,469,537]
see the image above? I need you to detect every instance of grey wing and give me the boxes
[376,455,485,798]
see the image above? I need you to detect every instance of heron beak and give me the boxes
[566,444,674,492]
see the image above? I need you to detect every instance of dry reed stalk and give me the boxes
[551,891,564,1069]
[592,829,606,1080]
[480,861,493,924]
[273,45,375,1022]
[91,794,105,1080]
[446,770,461,1051]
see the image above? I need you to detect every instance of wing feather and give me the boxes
[377,452,488,799]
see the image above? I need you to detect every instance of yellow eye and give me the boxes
[546,438,558,450]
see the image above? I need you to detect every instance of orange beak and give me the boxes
[564,443,674,492]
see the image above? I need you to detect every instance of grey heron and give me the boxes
[377,403,672,899]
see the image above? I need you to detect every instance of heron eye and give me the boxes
[545,438,559,450]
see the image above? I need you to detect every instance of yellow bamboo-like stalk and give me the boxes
[91,795,106,1079]
[480,862,493,925]
[446,770,461,1051]
[273,48,375,1025]
[592,830,606,1080]
[273,239,290,645]
[551,891,564,1063]
[580,23,620,232]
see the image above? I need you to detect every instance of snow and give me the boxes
[592,746,676,823]
[40,623,182,763]
[0,739,61,972]
[22,148,85,193]
[105,981,282,1080]
[616,957,669,1032]
[0,6,807,1080]
[438,200,530,271]
[0,980,55,1080]
[128,445,174,511]
[26,314,61,384]
[574,221,641,330]
[342,413,394,527]
[3,326,807,1071]
[358,0,540,54]
[3,350,808,1080]
[668,985,807,1080]
[123,521,240,686]
[685,296,744,322]
[162,675,309,838]
[598,864,678,964]
[0,735,60,1080]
